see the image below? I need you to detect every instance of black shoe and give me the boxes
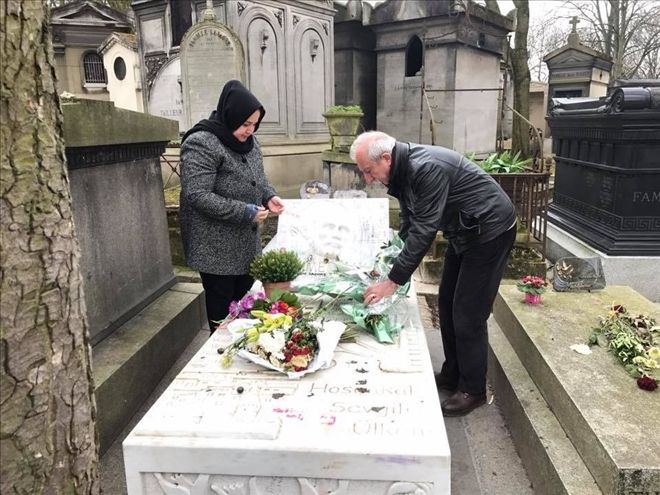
[434,373,458,392]
[441,391,487,417]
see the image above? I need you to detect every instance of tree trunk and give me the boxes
[510,0,531,157]
[1,2,99,494]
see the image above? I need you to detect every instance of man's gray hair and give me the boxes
[350,131,396,162]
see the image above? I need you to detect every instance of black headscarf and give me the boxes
[182,80,265,154]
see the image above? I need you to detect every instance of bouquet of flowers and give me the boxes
[296,232,409,343]
[516,275,548,295]
[220,293,346,378]
[588,304,659,391]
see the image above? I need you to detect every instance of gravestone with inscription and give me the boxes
[148,57,185,133]
[547,82,660,256]
[123,199,450,494]
[180,15,246,129]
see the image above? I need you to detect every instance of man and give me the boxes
[352,131,516,417]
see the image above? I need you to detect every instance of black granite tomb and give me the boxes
[546,81,660,255]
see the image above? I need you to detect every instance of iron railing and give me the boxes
[490,170,551,258]
[83,53,106,84]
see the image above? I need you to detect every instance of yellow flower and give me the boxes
[289,354,310,368]
[648,347,660,360]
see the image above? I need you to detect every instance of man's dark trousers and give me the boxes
[437,226,516,395]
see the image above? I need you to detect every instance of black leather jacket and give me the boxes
[387,142,516,285]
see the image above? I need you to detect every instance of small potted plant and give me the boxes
[322,104,364,153]
[249,249,304,298]
[517,275,547,304]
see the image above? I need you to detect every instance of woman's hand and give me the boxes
[267,196,285,215]
[253,206,269,223]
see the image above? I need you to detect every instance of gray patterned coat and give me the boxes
[179,131,276,275]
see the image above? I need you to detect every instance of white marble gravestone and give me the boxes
[123,199,450,494]
[272,198,390,275]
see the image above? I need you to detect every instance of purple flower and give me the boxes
[228,300,241,317]
[241,294,256,310]
[228,292,267,318]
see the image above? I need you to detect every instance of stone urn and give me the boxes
[323,106,363,153]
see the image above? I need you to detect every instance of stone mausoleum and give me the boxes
[333,0,513,154]
[543,18,612,101]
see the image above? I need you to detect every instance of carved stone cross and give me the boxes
[569,16,580,33]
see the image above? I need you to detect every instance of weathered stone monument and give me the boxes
[180,5,245,128]
[61,99,205,453]
[333,0,513,154]
[489,285,660,494]
[546,81,660,301]
[544,17,612,101]
[123,200,451,494]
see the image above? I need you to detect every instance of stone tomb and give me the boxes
[491,285,660,494]
[123,200,450,494]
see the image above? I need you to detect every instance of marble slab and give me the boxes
[123,198,450,494]
[123,293,449,494]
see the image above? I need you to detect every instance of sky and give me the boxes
[335,1,571,22]
[497,0,565,20]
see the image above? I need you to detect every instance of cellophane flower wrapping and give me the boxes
[225,317,345,379]
[296,231,409,343]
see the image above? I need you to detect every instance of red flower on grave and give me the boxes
[637,376,658,391]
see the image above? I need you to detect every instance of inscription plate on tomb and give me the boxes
[180,22,246,129]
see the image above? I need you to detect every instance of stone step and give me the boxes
[493,285,660,495]
[93,282,205,455]
[488,317,602,495]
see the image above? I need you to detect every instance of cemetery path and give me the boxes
[100,283,533,495]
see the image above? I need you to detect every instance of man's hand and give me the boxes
[363,279,398,305]
[267,196,285,215]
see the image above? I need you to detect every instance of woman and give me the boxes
[180,80,284,333]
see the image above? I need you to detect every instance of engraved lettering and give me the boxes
[633,191,660,203]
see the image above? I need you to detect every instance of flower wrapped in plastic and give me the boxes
[296,232,409,343]
[340,302,402,344]
[222,310,345,379]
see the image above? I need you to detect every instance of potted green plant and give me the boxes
[249,249,304,298]
[322,105,364,153]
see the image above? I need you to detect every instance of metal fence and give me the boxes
[490,171,551,258]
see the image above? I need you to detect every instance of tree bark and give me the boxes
[1,1,99,494]
[510,0,531,157]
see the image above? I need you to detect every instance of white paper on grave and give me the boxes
[271,198,390,274]
[226,318,346,379]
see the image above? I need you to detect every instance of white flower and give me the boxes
[258,330,286,359]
